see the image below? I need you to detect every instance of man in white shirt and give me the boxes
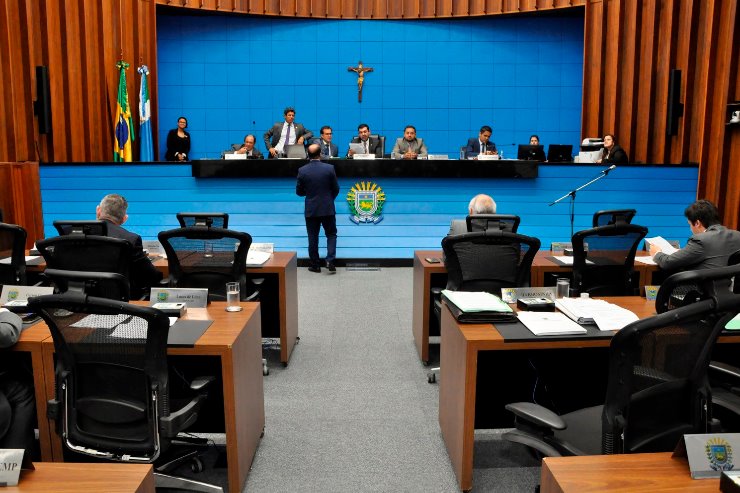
[263,107,313,158]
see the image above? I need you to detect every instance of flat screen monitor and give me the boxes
[284,144,307,159]
[547,144,573,163]
[517,145,546,161]
[53,220,108,236]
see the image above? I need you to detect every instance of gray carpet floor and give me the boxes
[241,266,540,492]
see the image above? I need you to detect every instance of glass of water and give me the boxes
[226,282,242,312]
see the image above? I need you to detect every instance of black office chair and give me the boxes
[570,223,648,296]
[592,209,637,227]
[36,235,133,301]
[28,293,222,492]
[176,213,229,229]
[465,214,520,233]
[53,220,108,236]
[0,222,28,286]
[158,227,259,302]
[503,263,740,457]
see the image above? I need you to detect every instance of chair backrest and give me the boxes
[371,134,385,157]
[158,226,252,300]
[592,209,637,227]
[27,293,171,461]
[0,222,28,285]
[655,263,740,313]
[53,220,108,236]
[602,265,740,454]
[571,223,648,296]
[176,212,229,229]
[442,230,540,293]
[465,214,520,233]
[43,269,130,301]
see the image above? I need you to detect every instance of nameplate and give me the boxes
[674,433,740,478]
[224,153,247,160]
[353,154,376,160]
[1,285,54,306]
[150,288,209,308]
[501,287,557,304]
[427,154,449,160]
[0,449,24,486]
[550,242,572,253]
[477,154,499,160]
[250,242,274,253]
[142,240,165,257]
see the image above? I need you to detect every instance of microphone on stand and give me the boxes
[604,164,617,174]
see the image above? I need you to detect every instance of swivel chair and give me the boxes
[176,213,229,229]
[0,222,28,286]
[570,223,648,296]
[465,214,520,233]
[28,293,222,492]
[503,263,740,457]
[592,209,637,227]
[158,227,259,302]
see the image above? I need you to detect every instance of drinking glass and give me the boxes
[226,282,242,312]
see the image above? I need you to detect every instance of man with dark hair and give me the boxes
[311,126,339,159]
[235,134,263,159]
[650,199,740,271]
[296,144,340,274]
[465,125,497,158]
[264,107,313,158]
[96,194,163,297]
[348,123,383,158]
[392,125,428,159]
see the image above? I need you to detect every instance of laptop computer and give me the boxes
[547,144,573,162]
[284,144,307,159]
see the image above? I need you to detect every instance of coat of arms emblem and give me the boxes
[706,437,734,471]
[347,181,385,224]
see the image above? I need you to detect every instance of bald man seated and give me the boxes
[448,194,497,236]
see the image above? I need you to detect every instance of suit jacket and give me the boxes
[448,219,467,236]
[603,144,628,164]
[654,224,740,272]
[296,160,340,217]
[263,122,313,156]
[236,146,263,159]
[350,136,383,158]
[392,138,428,158]
[165,129,191,161]
[464,138,497,158]
[311,139,339,158]
[103,220,163,297]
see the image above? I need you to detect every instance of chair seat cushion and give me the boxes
[554,405,603,455]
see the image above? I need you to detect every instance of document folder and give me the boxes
[441,290,516,323]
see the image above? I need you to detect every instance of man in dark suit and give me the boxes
[311,126,339,159]
[650,199,740,272]
[464,125,497,158]
[263,107,313,158]
[348,123,383,158]
[96,194,163,297]
[234,134,263,159]
[296,144,340,274]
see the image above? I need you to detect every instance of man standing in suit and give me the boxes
[96,194,163,297]
[448,194,497,235]
[264,107,313,158]
[464,125,497,158]
[312,126,339,159]
[296,144,340,274]
[392,125,428,159]
[348,123,383,158]
[234,134,263,159]
[649,199,740,272]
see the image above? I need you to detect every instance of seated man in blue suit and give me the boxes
[465,125,497,159]
[96,194,163,297]
[311,126,339,159]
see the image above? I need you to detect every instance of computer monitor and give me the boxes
[517,145,546,161]
[284,144,307,159]
[546,144,573,162]
[53,220,108,236]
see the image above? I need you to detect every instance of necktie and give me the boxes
[285,124,291,146]
[364,141,368,154]
[325,143,330,156]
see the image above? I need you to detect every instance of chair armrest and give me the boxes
[190,376,215,392]
[160,394,206,436]
[710,361,740,379]
[505,402,566,430]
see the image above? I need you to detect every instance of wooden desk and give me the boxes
[10,463,154,492]
[438,296,738,492]
[40,301,265,493]
[10,323,53,461]
[412,250,658,363]
[540,453,719,492]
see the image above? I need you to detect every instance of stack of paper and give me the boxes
[246,250,272,266]
[556,298,639,331]
[645,236,679,255]
[517,311,587,336]
[441,290,516,323]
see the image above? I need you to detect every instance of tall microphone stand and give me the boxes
[549,165,617,238]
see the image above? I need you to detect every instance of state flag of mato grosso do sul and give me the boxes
[114,61,135,162]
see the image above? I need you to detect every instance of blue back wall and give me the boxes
[156,14,584,159]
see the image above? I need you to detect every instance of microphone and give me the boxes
[604,164,617,175]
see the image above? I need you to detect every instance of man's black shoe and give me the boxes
[308,266,321,273]
[327,263,336,274]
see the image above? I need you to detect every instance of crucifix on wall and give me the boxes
[348,61,374,102]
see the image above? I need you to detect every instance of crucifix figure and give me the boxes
[348,61,374,102]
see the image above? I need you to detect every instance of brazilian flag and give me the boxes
[114,61,134,162]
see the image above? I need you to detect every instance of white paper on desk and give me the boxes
[517,311,587,336]
[246,250,271,267]
[0,255,40,265]
[591,306,639,331]
[553,256,594,265]
[441,290,513,313]
[645,236,678,255]
[635,256,657,265]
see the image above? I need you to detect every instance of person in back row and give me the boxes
[392,125,428,159]
[312,126,339,159]
[235,134,263,159]
[448,194,497,236]
[465,126,497,159]
[649,199,740,272]
[96,194,163,297]
[348,123,383,158]
[264,107,313,158]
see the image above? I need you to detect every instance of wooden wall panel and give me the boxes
[0,162,44,247]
